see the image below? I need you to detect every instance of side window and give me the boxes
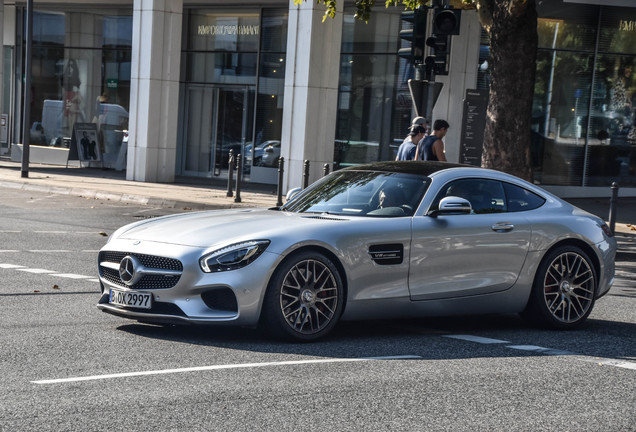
[503,182,546,212]
[430,178,506,214]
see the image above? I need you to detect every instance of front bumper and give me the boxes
[97,239,281,327]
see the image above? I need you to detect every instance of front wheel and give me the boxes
[261,251,344,341]
[522,246,597,329]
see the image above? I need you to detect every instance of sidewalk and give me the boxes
[0,159,279,210]
[0,158,634,259]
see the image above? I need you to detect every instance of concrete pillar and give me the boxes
[431,9,481,163]
[127,0,183,182]
[280,1,343,191]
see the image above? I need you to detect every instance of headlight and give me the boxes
[199,240,270,273]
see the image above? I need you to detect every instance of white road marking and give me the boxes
[34,231,68,234]
[16,268,56,274]
[442,336,635,372]
[52,273,95,279]
[1,263,99,281]
[507,345,636,370]
[593,359,636,370]
[507,345,573,356]
[443,335,510,344]
[28,250,71,253]
[0,230,21,233]
[0,250,20,253]
[32,355,423,385]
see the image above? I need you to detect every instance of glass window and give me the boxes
[586,54,635,186]
[532,51,594,186]
[533,2,636,188]
[598,8,636,55]
[536,3,598,51]
[432,179,506,215]
[24,7,132,167]
[283,170,429,217]
[185,10,260,52]
[184,52,258,84]
[261,9,288,52]
[335,8,408,168]
[503,183,546,212]
[248,9,288,175]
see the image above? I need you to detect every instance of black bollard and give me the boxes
[226,150,234,197]
[303,160,310,189]
[276,157,285,207]
[234,153,242,203]
[609,182,619,235]
[323,163,330,177]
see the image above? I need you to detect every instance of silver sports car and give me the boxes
[97,161,616,341]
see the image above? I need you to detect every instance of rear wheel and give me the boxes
[522,246,597,329]
[261,251,344,341]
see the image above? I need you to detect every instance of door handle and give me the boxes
[492,222,514,232]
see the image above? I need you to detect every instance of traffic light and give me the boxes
[425,35,450,77]
[398,8,427,65]
[433,7,461,36]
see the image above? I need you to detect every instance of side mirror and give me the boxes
[285,187,302,202]
[428,196,472,217]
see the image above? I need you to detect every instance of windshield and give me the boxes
[282,170,430,217]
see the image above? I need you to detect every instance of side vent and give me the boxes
[368,243,403,265]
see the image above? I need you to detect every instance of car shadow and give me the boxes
[116,313,635,363]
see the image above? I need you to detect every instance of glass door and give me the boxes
[181,85,250,177]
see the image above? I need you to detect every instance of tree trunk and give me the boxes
[481,0,538,181]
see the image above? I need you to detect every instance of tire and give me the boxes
[261,251,344,341]
[522,246,597,329]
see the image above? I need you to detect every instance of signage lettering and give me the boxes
[198,25,260,36]
[619,20,636,32]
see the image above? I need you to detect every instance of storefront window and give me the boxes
[248,9,287,180]
[335,9,406,168]
[533,2,636,187]
[22,7,132,167]
[179,8,286,180]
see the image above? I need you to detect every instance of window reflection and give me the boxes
[335,10,407,168]
[26,8,132,168]
[532,4,636,187]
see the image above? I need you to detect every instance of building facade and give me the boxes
[1,0,635,196]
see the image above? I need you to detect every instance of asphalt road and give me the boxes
[0,189,634,431]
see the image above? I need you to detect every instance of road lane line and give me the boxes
[443,335,510,344]
[507,345,636,370]
[52,273,95,279]
[16,268,56,274]
[28,250,71,253]
[31,355,423,385]
[506,345,573,356]
[0,263,25,268]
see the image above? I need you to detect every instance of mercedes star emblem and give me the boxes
[118,255,139,286]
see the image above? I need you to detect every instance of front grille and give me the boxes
[100,251,183,271]
[99,251,183,289]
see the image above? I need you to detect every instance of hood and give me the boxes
[115,208,344,248]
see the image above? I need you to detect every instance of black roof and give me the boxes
[343,161,476,176]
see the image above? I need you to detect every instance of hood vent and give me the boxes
[368,243,403,265]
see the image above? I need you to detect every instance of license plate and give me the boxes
[109,289,152,309]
